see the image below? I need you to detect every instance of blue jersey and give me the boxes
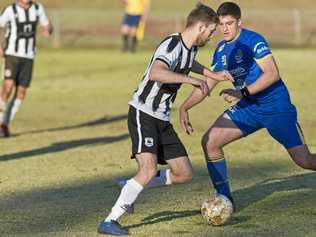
[212,28,295,114]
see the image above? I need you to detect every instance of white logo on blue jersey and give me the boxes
[234,49,243,63]
[254,42,270,55]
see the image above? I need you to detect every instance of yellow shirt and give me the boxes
[125,0,150,15]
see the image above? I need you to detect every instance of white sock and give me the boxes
[9,98,22,121]
[166,169,172,185]
[105,178,143,222]
[0,100,6,124]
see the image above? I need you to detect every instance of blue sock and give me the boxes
[206,158,232,201]
[147,169,171,188]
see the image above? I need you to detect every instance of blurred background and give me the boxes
[2,0,316,49]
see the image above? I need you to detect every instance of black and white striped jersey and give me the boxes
[0,2,49,59]
[129,33,198,121]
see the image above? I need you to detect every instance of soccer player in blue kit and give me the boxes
[179,2,316,205]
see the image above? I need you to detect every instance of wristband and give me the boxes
[240,87,250,97]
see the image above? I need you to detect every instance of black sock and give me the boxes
[122,34,129,52]
[130,36,137,52]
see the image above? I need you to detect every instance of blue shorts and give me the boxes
[225,100,305,149]
[122,14,141,27]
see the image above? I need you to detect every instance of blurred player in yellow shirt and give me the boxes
[121,0,150,52]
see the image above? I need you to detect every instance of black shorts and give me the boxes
[3,55,34,88]
[128,106,188,165]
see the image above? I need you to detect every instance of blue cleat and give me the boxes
[97,220,129,236]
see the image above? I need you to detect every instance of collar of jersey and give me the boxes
[225,28,243,45]
[179,33,191,51]
[16,2,33,11]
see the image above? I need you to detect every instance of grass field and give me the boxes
[0,47,316,237]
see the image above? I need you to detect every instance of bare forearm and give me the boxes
[180,78,218,111]
[247,71,279,95]
[180,88,206,111]
[247,55,280,95]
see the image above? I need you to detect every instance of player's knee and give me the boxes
[202,132,218,154]
[3,85,13,97]
[17,88,26,99]
[201,131,210,150]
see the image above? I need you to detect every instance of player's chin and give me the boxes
[197,41,208,47]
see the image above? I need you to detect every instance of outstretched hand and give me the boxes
[212,70,234,82]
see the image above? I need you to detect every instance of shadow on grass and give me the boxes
[15,114,128,136]
[0,133,129,162]
[125,210,201,229]
[233,172,316,212]
[1,161,315,235]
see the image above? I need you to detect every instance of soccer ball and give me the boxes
[201,194,233,226]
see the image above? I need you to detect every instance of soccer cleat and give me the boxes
[230,197,236,212]
[97,220,129,236]
[116,178,134,214]
[0,124,10,137]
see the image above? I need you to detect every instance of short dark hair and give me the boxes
[217,2,241,19]
[186,3,218,28]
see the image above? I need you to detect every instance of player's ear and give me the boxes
[237,19,242,27]
[198,22,206,33]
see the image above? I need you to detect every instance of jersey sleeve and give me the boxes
[154,37,181,70]
[37,4,50,26]
[0,7,11,27]
[211,47,222,72]
[251,34,272,60]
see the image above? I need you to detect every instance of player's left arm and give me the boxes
[220,55,280,103]
[220,35,280,103]
[38,4,53,37]
[247,54,280,95]
[192,60,234,82]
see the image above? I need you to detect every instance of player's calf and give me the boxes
[169,168,193,184]
[288,145,316,171]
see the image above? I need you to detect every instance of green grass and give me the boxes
[0,47,316,237]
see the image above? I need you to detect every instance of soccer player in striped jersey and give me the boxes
[0,0,52,137]
[97,3,233,236]
[180,2,316,209]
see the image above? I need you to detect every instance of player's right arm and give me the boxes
[0,6,11,57]
[149,60,210,95]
